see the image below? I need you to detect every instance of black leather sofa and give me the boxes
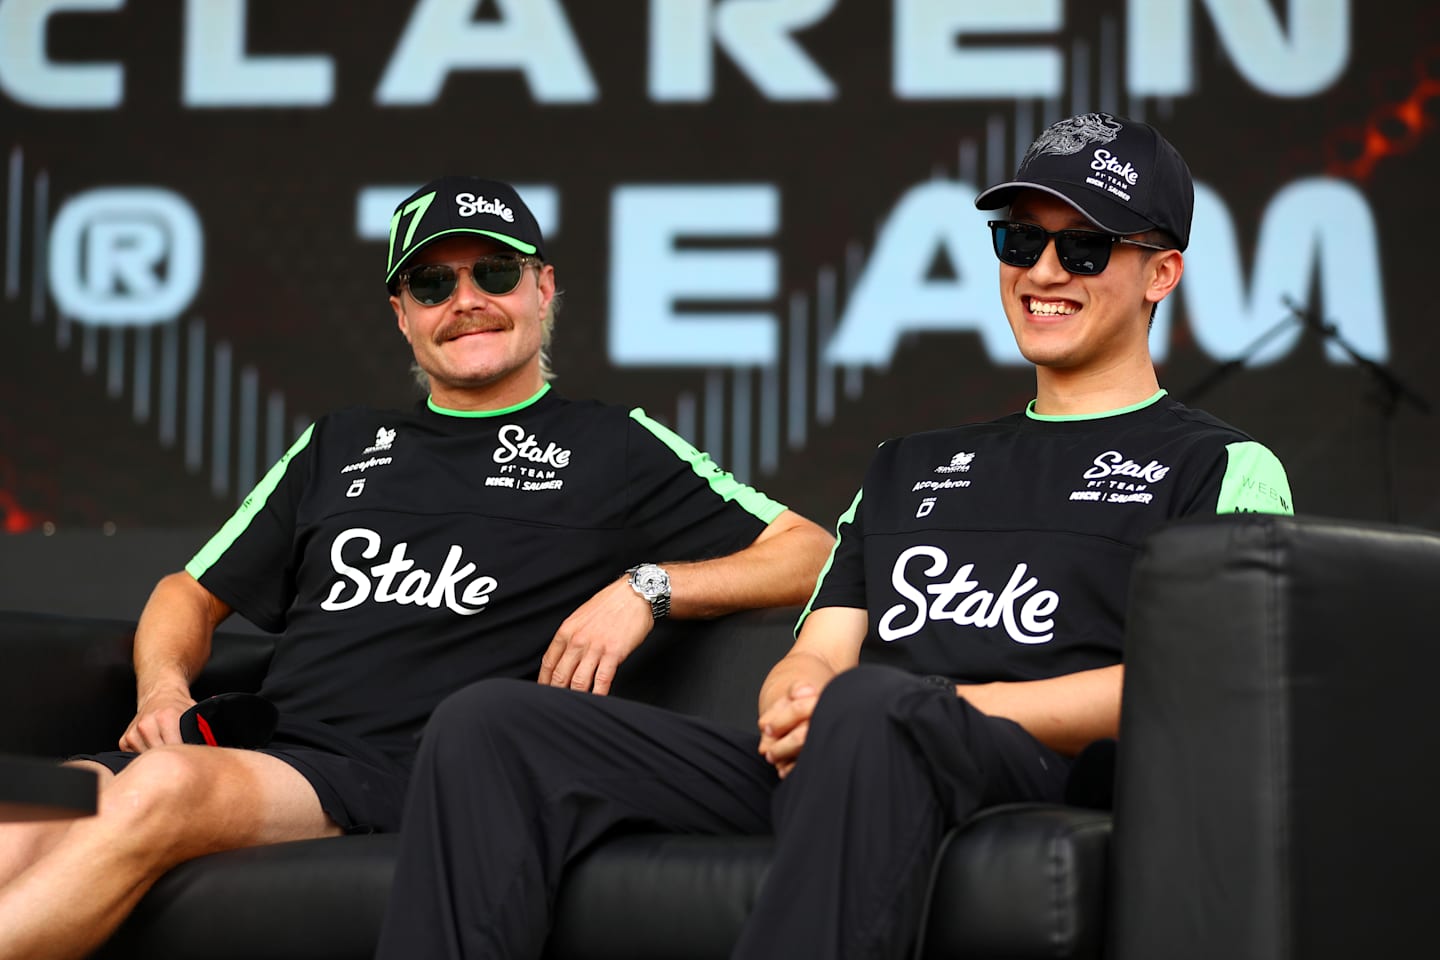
[0,609,1108,959]
[4,513,1437,959]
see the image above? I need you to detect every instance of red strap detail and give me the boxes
[195,713,218,747]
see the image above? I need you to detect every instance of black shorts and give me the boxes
[71,714,411,834]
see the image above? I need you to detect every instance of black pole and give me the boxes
[1280,296,1432,524]
[1179,313,1301,406]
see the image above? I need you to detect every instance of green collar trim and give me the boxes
[1025,389,1167,422]
[427,383,550,418]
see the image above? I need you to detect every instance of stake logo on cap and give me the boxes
[975,112,1194,250]
[385,176,547,291]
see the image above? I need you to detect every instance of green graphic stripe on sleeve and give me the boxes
[1216,441,1294,515]
[186,423,316,580]
[628,408,786,523]
[794,487,863,636]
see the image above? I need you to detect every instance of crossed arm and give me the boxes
[756,606,1124,777]
[538,508,834,695]
[120,571,231,751]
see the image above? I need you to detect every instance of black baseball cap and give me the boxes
[384,176,547,291]
[974,113,1194,250]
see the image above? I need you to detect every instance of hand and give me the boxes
[538,578,654,695]
[758,681,821,778]
[120,684,196,752]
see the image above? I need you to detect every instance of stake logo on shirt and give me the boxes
[1068,449,1171,505]
[320,527,499,616]
[878,546,1060,645]
[484,423,572,492]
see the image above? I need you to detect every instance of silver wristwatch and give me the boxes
[625,563,671,620]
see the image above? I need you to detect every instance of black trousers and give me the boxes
[376,665,1071,960]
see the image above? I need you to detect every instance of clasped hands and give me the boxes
[758,681,821,779]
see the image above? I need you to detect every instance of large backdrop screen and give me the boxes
[3,0,1436,534]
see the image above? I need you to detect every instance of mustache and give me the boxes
[434,317,509,342]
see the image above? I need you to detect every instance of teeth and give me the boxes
[1029,298,1078,316]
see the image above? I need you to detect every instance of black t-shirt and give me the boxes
[186,385,784,759]
[805,392,1293,683]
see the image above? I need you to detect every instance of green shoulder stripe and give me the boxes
[794,486,863,636]
[1216,441,1294,515]
[628,408,785,523]
[186,423,316,580]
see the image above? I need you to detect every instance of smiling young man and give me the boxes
[375,117,1293,960]
[0,177,832,960]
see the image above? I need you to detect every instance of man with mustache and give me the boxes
[0,177,833,960]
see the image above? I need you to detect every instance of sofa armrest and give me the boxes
[918,804,1111,959]
[0,610,275,759]
[1111,514,1440,960]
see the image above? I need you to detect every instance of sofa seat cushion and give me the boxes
[550,804,1110,960]
[94,803,1108,960]
[96,835,398,960]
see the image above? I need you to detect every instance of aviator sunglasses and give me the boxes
[987,220,1169,276]
[401,254,541,306]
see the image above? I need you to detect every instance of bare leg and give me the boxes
[0,762,114,888]
[0,746,339,960]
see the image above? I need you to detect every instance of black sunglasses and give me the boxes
[987,220,1169,276]
[401,254,540,306]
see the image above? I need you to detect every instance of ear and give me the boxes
[534,262,556,313]
[1144,249,1184,306]
[391,294,411,343]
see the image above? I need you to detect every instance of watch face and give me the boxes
[633,565,668,599]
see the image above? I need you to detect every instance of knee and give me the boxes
[100,748,210,838]
[811,665,918,733]
[422,678,560,762]
[428,677,538,731]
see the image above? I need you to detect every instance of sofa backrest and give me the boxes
[0,606,799,760]
[0,611,274,760]
[609,606,800,731]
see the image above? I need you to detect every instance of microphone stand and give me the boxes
[1181,298,1431,524]
[1279,296,1431,524]
[1179,314,1302,406]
